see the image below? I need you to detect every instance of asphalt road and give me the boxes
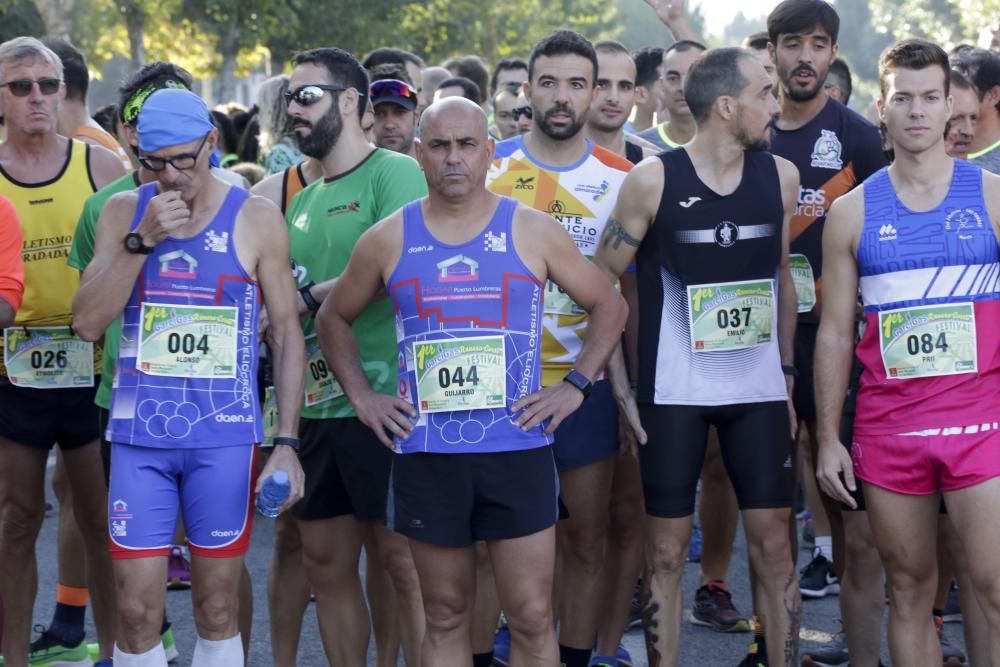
[27,458,968,666]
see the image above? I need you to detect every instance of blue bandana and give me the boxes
[137,89,215,153]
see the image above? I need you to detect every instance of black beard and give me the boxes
[294,106,344,158]
[535,104,587,141]
[781,65,825,102]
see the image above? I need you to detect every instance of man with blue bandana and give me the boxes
[72,88,307,667]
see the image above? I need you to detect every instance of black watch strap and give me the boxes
[273,436,302,451]
[124,232,155,255]
[563,369,594,398]
[782,364,798,377]
[299,282,320,313]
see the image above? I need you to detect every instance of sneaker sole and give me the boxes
[801,583,841,598]
[166,578,192,590]
[690,615,751,633]
[941,613,962,623]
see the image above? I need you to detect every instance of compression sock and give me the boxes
[49,584,88,644]
[559,644,592,667]
[192,633,243,667]
[114,641,168,666]
[473,652,495,667]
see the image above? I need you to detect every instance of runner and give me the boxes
[318,95,627,667]
[484,29,633,667]
[71,87,305,667]
[815,38,1000,666]
[636,40,706,152]
[593,47,802,667]
[0,36,125,667]
[764,1,887,663]
[0,195,23,328]
[944,68,979,160]
[961,49,1000,173]
[281,47,427,667]
[369,68,420,158]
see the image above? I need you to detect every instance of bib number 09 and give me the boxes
[309,358,329,381]
[438,365,480,389]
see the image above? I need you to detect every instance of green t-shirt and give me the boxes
[285,148,427,419]
[67,172,140,409]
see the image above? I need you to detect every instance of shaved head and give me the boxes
[416,97,494,201]
[419,96,489,140]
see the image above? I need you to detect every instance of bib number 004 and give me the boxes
[137,303,238,379]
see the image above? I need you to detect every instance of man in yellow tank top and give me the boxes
[0,36,125,667]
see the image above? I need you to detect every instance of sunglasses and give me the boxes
[284,84,347,107]
[512,106,533,121]
[1,78,61,97]
[138,134,210,172]
[370,79,418,104]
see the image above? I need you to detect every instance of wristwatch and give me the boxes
[782,364,799,377]
[273,436,302,452]
[562,369,594,399]
[123,232,154,255]
[299,282,320,313]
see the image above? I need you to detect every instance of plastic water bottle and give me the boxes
[256,470,290,518]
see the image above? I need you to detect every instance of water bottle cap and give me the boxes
[272,470,289,484]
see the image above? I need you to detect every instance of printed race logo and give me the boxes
[714,221,739,248]
[810,130,843,170]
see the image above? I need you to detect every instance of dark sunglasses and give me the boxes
[370,79,418,104]
[1,78,61,97]
[138,134,210,172]
[284,84,347,107]
[512,106,533,121]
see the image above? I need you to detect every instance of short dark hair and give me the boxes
[92,103,118,135]
[292,47,370,121]
[528,29,598,86]
[490,57,528,94]
[878,39,950,99]
[826,57,852,104]
[684,48,755,124]
[443,56,490,103]
[743,31,770,51]
[958,48,1000,113]
[369,63,413,88]
[361,47,425,71]
[437,76,483,104]
[211,110,239,155]
[633,47,665,88]
[41,38,87,102]
[950,67,976,94]
[767,0,840,46]
[117,61,194,126]
[665,39,708,56]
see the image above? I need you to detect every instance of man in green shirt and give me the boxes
[281,47,428,667]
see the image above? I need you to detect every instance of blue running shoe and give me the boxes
[688,522,702,562]
[493,623,511,667]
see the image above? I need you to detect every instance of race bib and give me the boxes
[688,280,774,352]
[137,304,238,378]
[789,254,817,313]
[261,386,278,446]
[879,304,977,379]
[413,335,506,413]
[544,279,584,316]
[304,333,344,407]
[3,327,94,389]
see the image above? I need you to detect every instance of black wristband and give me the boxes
[299,282,320,313]
[273,436,301,451]
[782,364,798,377]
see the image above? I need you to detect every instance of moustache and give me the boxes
[793,65,817,78]
[544,104,575,119]
[292,119,312,129]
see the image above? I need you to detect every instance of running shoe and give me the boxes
[24,625,93,666]
[935,615,966,665]
[799,548,840,598]
[942,583,962,623]
[691,581,751,632]
[162,623,179,662]
[735,635,768,667]
[616,642,632,667]
[166,545,192,590]
[688,521,702,562]
[802,623,848,666]
[493,623,511,667]
[94,661,113,667]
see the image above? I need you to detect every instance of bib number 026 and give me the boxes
[30,349,68,369]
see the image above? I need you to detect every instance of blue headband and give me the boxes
[137,89,215,153]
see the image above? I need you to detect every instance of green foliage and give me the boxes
[868,0,993,48]
[0,0,45,43]
[718,10,765,48]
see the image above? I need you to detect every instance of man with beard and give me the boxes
[593,47,801,667]
[764,2,887,665]
[636,40,706,152]
[369,64,420,158]
[484,29,634,667]
[281,47,428,667]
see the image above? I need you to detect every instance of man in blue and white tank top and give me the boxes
[317,98,627,666]
[72,89,306,667]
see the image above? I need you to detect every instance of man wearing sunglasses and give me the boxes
[513,93,533,135]
[369,66,420,158]
[282,47,428,667]
[72,87,306,667]
[0,36,126,667]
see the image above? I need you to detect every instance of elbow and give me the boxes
[72,317,103,343]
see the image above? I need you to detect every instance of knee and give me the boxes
[272,519,302,559]
[0,500,44,549]
[844,528,880,572]
[194,591,238,634]
[504,593,553,641]
[382,548,421,598]
[608,495,644,545]
[423,590,470,636]
[117,597,161,639]
[749,530,793,578]
[560,520,608,571]
[646,530,689,577]
[884,562,935,612]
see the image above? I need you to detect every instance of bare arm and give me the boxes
[315,212,415,449]
[88,143,127,189]
[72,189,190,340]
[775,158,801,439]
[644,0,703,43]
[814,189,864,508]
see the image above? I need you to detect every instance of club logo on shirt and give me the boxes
[484,231,507,253]
[679,196,701,208]
[945,208,983,237]
[515,177,535,190]
[111,520,127,537]
[437,254,480,282]
[159,250,198,279]
[714,221,739,247]
[205,230,229,253]
[878,224,898,242]
[327,200,362,217]
[811,130,844,170]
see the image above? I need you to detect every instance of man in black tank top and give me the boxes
[594,47,802,667]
